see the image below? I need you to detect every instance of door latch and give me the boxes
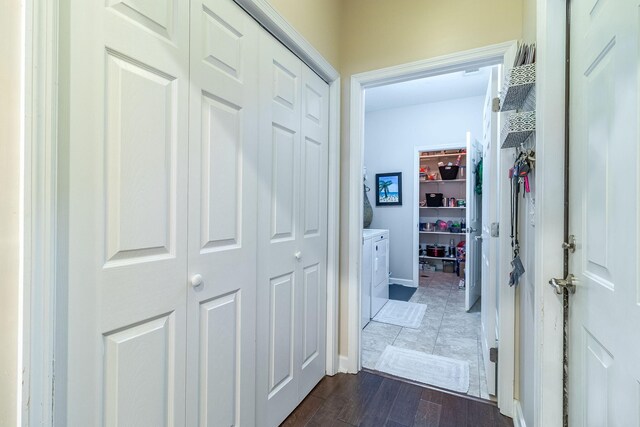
[492,97,501,112]
[562,235,576,253]
[489,347,498,363]
[549,274,577,295]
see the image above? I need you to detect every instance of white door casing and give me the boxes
[256,31,329,427]
[66,0,189,425]
[466,136,482,311]
[480,66,499,396]
[568,0,640,425]
[186,0,259,425]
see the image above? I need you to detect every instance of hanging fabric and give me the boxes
[474,158,483,195]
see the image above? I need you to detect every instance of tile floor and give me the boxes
[361,271,493,400]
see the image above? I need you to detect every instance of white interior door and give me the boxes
[185,0,259,425]
[298,65,329,399]
[466,137,482,311]
[66,0,189,425]
[256,31,330,427]
[480,66,499,396]
[568,1,640,425]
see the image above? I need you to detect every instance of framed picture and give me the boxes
[375,172,402,206]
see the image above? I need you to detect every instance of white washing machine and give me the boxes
[362,229,389,326]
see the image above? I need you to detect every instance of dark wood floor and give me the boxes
[281,371,513,427]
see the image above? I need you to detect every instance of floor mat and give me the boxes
[389,284,417,302]
[372,300,427,329]
[374,345,470,393]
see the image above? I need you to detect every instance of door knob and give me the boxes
[190,274,204,288]
[474,235,483,241]
[294,251,302,261]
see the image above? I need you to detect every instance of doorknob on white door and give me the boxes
[190,274,203,288]
[294,251,302,261]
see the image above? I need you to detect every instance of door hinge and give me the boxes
[490,222,499,237]
[492,97,501,112]
[489,347,498,363]
[562,235,576,253]
[549,274,577,295]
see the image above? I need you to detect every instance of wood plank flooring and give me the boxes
[281,372,513,427]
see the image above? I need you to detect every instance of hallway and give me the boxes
[361,272,490,399]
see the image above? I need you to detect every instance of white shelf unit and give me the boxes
[420,206,466,210]
[418,149,467,271]
[419,151,466,160]
[419,255,458,261]
[420,179,467,183]
[420,231,466,236]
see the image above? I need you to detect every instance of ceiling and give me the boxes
[364,66,493,112]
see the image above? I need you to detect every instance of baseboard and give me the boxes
[390,278,417,288]
[513,399,527,427]
[338,355,350,373]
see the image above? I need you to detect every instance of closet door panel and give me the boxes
[256,33,303,427]
[186,0,259,425]
[298,66,329,397]
[67,0,189,425]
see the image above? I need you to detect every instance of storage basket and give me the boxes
[439,165,459,180]
[426,245,445,257]
[425,193,443,207]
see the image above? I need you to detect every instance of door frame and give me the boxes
[530,0,567,426]
[347,41,518,416]
[22,0,341,425]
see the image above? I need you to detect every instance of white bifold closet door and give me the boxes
[186,0,259,425]
[66,0,260,425]
[65,0,328,424]
[66,0,190,425]
[256,31,330,427]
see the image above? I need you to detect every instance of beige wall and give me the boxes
[0,0,22,424]
[340,0,523,77]
[267,0,342,70]
[522,0,537,42]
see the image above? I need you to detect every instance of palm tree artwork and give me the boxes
[375,172,402,206]
[378,180,393,198]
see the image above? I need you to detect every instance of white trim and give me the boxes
[325,77,341,375]
[23,0,59,425]
[338,355,350,373]
[389,278,416,288]
[513,399,528,427]
[25,0,341,423]
[533,1,566,426]
[348,40,519,409]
